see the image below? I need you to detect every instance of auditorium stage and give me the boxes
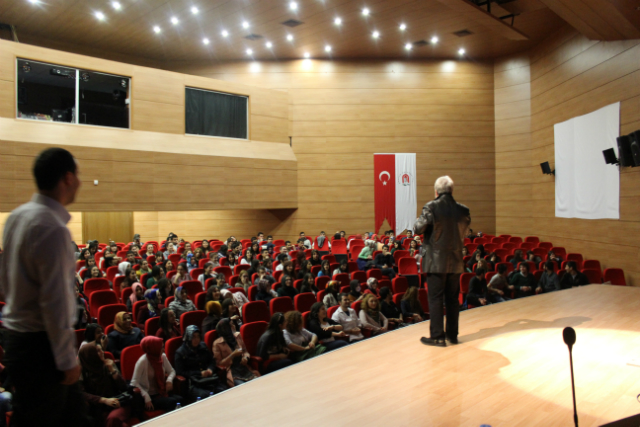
[142,285,640,427]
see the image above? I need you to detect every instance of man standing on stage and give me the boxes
[414,176,470,347]
[0,148,87,426]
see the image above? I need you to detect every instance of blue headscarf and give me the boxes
[144,289,159,317]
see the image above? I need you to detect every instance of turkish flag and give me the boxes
[374,154,395,234]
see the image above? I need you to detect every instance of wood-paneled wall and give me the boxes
[494,25,640,286]
[167,59,497,240]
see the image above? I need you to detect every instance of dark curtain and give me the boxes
[185,88,248,139]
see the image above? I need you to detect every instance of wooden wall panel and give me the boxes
[82,212,133,244]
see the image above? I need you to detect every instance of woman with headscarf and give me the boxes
[221,298,243,330]
[79,342,132,427]
[168,286,197,324]
[256,313,293,373]
[348,280,364,303]
[131,336,182,412]
[212,319,260,387]
[201,301,222,335]
[363,277,380,297]
[126,283,145,312]
[255,278,276,305]
[106,312,144,360]
[136,289,160,327]
[116,261,130,278]
[322,281,340,308]
[175,325,223,400]
[156,308,180,342]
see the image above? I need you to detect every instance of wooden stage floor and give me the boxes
[142,285,640,427]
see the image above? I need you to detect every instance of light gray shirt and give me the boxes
[331,306,363,341]
[283,328,316,347]
[0,194,77,371]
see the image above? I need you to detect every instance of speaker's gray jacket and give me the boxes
[413,193,471,274]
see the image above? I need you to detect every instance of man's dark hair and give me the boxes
[267,235,273,239]
[151,265,162,278]
[257,231,264,236]
[566,261,577,271]
[476,267,486,276]
[379,286,391,300]
[127,251,135,256]
[497,263,508,274]
[339,292,350,302]
[285,240,291,245]
[382,244,389,250]
[277,253,288,263]
[299,232,305,236]
[544,261,555,271]
[33,148,76,191]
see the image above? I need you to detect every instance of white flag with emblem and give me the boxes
[395,153,417,235]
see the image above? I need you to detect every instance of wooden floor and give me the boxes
[142,285,640,427]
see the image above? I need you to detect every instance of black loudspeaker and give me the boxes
[602,148,618,165]
[629,130,640,167]
[540,161,554,175]
[617,135,633,167]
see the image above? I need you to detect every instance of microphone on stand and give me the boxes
[563,327,578,427]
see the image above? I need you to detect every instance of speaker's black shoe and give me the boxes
[420,337,447,347]
[447,337,459,344]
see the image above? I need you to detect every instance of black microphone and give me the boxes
[563,327,578,427]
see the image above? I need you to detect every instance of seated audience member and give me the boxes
[106,312,144,360]
[401,287,425,322]
[153,251,166,268]
[207,252,220,269]
[237,270,253,294]
[297,232,312,249]
[171,263,191,287]
[331,293,364,342]
[509,263,536,298]
[475,244,486,258]
[146,266,164,290]
[256,313,294,373]
[163,260,174,274]
[357,241,376,271]
[137,289,160,327]
[127,283,145,312]
[277,275,299,299]
[510,250,526,269]
[318,260,332,278]
[156,278,172,306]
[307,303,349,352]
[332,259,349,277]
[201,301,222,335]
[363,277,379,296]
[547,250,563,269]
[186,254,199,273]
[116,261,131,279]
[221,289,250,316]
[175,326,225,399]
[283,311,326,362]
[537,261,561,294]
[218,245,229,260]
[373,245,396,279]
[156,308,181,342]
[488,263,511,300]
[78,343,133,426]
[560,261,590,289]
[378,287,404,329]
[467,268,489,307]
[137,260,152,280]
[120,267,139,291]
[213,319,260,387]
[198,262,215,291]
[279,260,295,277]
[526,250,542,267]
[131,336,182,412]
[226,253,238,270]
[124,251,140,268]
[358,294,388,336]
[75,286,89,329]
[322,281,340,308]
[309,250,322,266]
[299,273,318,295]
[222,298,243,330]
[390,241,402,255]
[142,244,155,260]
[486,252,500,271]
[205,285,224,305]
[215,273,229,290]
[297,260,313,280]
[81,258,99,280]
[240,250,254,266]
[253,266,275,286]
[467,250,483,271]
[255,278,276,305]
[80,323,107,351]
[163,242,177,259]
[169,286,197,323]
[348,280,363,303]
[200,240,211,254]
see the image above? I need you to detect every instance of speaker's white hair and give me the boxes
[434,175,454,194]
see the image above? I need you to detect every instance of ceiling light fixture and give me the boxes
[27,0,39,4]
[362,8,370,16]
[242,21,250,29]
[334,17,342,25]
[153,26,161,34]
[304,52,310,58]
[399,23,406,31]
[431,36,439,44]
[246,48,253,55]
[289,1,298,10]
[203,38,209,45]
[171,16,179,25]
[287,34,294,41]
[266,41,273,48]
[458,48,466,55]
[191,6,199,15]
[221,30,229,37]
[325,45,332,52]
[405,43,412,50]
[372,31,380,39]
[112,2,121,11]
[95,11,105,21]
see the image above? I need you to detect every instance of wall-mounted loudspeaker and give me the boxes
[616,135,633,167]
[629,130,640,167]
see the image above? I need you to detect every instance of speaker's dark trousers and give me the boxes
[426,273,461,340]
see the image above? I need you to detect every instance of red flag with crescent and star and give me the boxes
[374,154,395,234]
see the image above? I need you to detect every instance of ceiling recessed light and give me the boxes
[266,41,273,48]
[458,48,466,55]
[191,6,199,15]
[153,26,161,34]
[431,36,439,44]
[334,17,342,25]
[287,34,294,41]
[304,52,310,58]
[28,0,39,4]
[325,45,332,52]
[362,8,370,16]
[111,2,121,11]
[242,21,250,29]
[405,43,412,50]
[221,30,229,37]
[372,31,380,39]
[399,23,406,31]
[95,11,105,21]
[203,38,209,45]
[171,16,179,25]
[289,1,298,10]
[246,48,253,55]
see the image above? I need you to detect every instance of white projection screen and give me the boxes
[554,102,620,220]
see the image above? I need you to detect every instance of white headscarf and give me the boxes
[117,261,131,277]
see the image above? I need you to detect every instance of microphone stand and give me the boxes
[568,345,578,427]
